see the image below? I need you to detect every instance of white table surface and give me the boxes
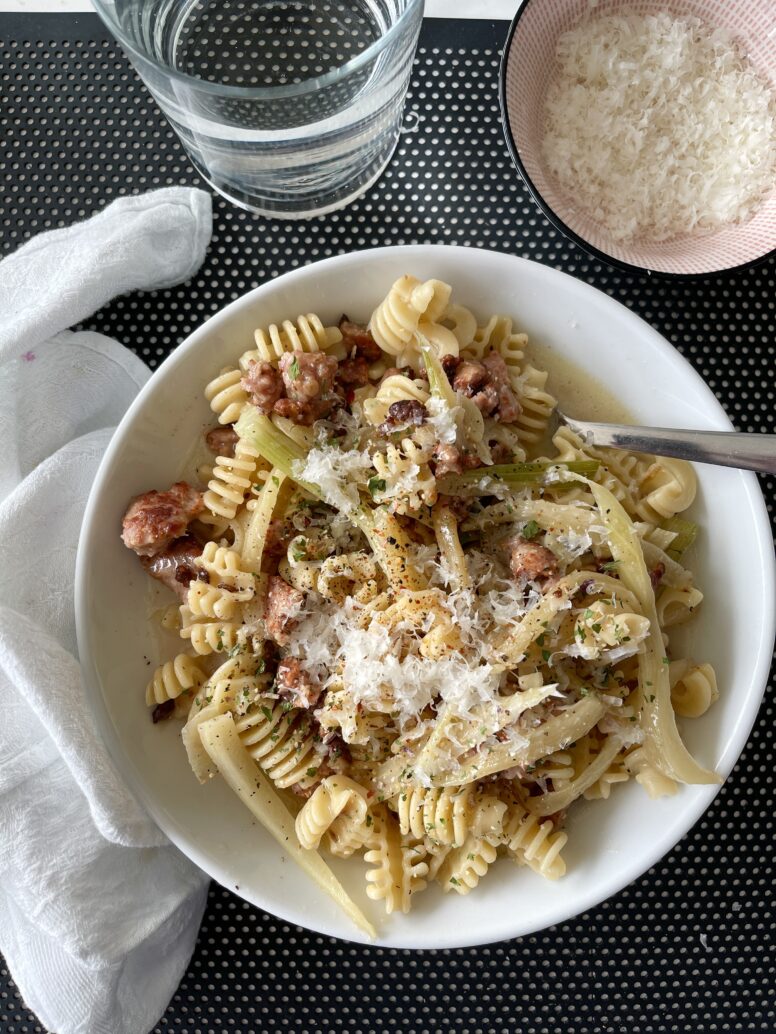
[0,0,517,15]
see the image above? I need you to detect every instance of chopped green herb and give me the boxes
[261,705,273,722]
[368,476,387,497]
[601,560,620,571]
[541,648,551,663]
[306,767,318,777]
[288,356,300,380]
[522,519,541,540]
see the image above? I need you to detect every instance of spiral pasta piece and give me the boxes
[363,374,431,427]
[502,801,568,880]
[463,314,528,368]
[369,275,453,362]
[637,458,697,522]
[146,654,207,707]
[183,542,256,623]
[655,585,704,628]
[364,805,429,914]
[204,367,248,425]
[554,423,645,512]
[198,541,256,593]
[179,609,240,656]
[436,303,477,349]
[513,366,558,444]
[317,552,385,605]
[185,581,240,621]
[670,660,718,718]
[437,834,499,894]
[279,551,384,605]
[394,786,473,846]
[573,600,650,658]
[233,701,321,791]
[240,313,342,367]
[201,439,267,523]
[295,775,371,854]
[371,439,438,515]
[600,448,654,494]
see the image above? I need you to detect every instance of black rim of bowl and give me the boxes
[497,0,776,281]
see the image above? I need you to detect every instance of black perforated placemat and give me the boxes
[1,14,775,1034]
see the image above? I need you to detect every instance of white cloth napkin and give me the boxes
[0,189,214,1034]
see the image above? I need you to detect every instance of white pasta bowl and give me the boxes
[76,245,775,948]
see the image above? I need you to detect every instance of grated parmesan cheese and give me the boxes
[425,396,458,445]
[542,12,775,241]
[292,443,373,514]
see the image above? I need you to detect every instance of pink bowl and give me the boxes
[500,0,776,276]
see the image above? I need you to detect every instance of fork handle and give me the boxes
[561,416,776,476]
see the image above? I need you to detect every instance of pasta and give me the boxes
[363,374,430,427]
[295,775,372,856]
[201,439,269,524]
[437,834,499,895]
[392,785,506,850]
[234,702,321,791]
[122,274,716,932]
[370,275,455,364]
[240,313,342,367]
[364,806,429,914]
[670,660,718,718]
[179,610,240,656]
[204,367,249,425]
[502,801,568,880]
[146,654,206,707]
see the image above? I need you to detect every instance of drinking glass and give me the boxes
[91,0,424,217]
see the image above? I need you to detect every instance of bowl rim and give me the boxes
[91,0,424,102]
[76,244,776,947]
[498,0,776,281]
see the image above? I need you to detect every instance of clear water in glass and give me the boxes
[96,0,423,216]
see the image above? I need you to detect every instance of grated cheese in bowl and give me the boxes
[541,11,776,242]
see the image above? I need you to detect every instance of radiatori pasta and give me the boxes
[120,274,717,934]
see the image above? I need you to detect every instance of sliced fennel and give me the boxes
[587,478,719,785]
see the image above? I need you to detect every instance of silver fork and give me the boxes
[553,411,776,475]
